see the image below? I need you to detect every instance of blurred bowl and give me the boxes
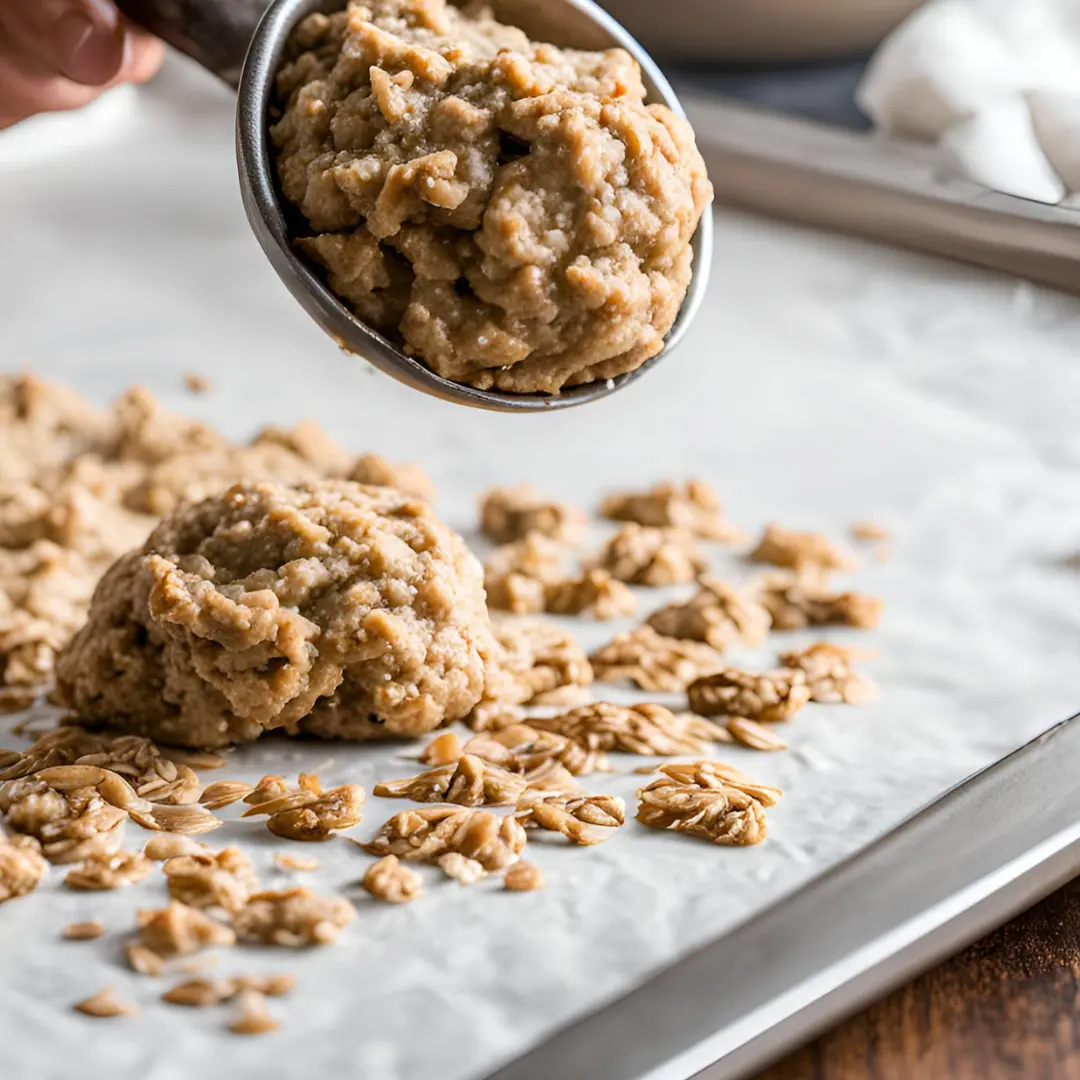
[598,0,924,63]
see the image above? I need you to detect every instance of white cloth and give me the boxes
[858,0,1080,202]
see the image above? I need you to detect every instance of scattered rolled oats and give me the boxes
[138,901,236,956]
[851,520,892,562]
[596,524,706,586]
[600,479,743,541]
[588,625,725,692]
[361,806,527,871]
[136,763,203,806]
[198,780,254,811]
[244,775,291,807]
[65,849,152,890]
[464,722,605,779]
[687,668,811,723]
[419,730,463,766]
[242,779,365,842]
[163,847,258,913]
[851,520,890,542]
[757,572,883,631]
[349,452,434,502]
[529,702,729,757]
[504,861,545,892]
[233,888,355,947]
[184,373,211,394]
[437,851,487,885]
[479,484,585,544]
[163,978,234,1007]
[229,989,280,1035]
[647,576,771,651]
[147,803,224,837]
[636,761,781,846]
[374,754,526,807]
[73,987,138,1018]
[237,973,296,997]
[275,852,320,872]
[657,760,783,806]
[0,773,127,864]
[144,834,206,861]
[62,920,105,941]
[126,942,166,976]
[0,831,48,901]
[749,523,857,574]
[726,717,789,752]
[362,854,423,904]
[163,973,295,1007]
[543,569,637,620]
[778,642,878,704]
[516,790,625,845]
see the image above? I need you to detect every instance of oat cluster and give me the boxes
[363,854,423,903]
[588,625,724,692]
[779,643,878,705]
[0,831,48,901]
[636,761,782,846]
[361,805,527,870]
[463,722,607,780]
[687,668,811,723]
[749,523,857,574]
[530,702,728,757]
[0,728,232,864]
[647,576,770,650]
[480,485,586,545]
[596,524,706,586]
[601,480,742,541]
[515,790,625,846]
[757,570,882,631]
[374,753,526,806]
[241,775,365,842]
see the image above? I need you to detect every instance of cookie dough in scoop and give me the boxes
[271,0,711,394]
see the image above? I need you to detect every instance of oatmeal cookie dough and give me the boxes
[55,481,492,749]
[271,0,711,394]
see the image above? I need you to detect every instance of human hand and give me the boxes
[0,0,165,130]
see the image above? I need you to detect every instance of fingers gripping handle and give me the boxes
[114,0,272,87]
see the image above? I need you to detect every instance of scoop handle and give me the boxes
[114,0,272,88]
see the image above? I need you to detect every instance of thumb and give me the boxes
[6,0,127,86]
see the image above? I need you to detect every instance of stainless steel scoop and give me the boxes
[115,0,713,412]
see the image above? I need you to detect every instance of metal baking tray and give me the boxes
[488,711,1080,1080]
[674,81,1080,297]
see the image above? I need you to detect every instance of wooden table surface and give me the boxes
[752,877,1080,1080]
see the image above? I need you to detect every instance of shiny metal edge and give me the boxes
[679,94,1080,297]
[482,711,1080,1080]
[236,0,713,413]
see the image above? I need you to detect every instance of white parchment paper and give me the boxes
[2,56,1080,1080]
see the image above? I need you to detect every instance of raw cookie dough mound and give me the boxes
[54,481,491,748]
[270,0,712,394]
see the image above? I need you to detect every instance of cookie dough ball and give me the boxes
[55,481,491,748]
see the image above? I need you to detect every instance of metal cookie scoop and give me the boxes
[115,0,713,412]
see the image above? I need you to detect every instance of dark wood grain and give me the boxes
[753,877,1080,1080]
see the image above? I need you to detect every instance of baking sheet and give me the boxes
[2,55,1080,1080]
